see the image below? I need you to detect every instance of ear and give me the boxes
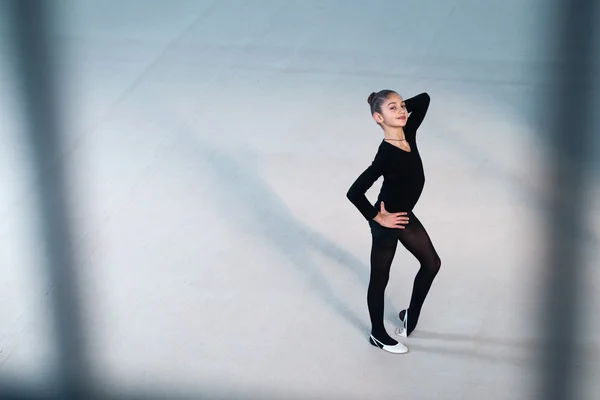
[372,112,384,124]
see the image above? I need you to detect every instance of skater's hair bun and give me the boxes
[367,92,377,105]
[368,89,398,115]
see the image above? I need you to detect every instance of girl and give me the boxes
[346,90,441,354]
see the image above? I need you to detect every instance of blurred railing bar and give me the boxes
[7,1,94,399]
[537,0,597,399]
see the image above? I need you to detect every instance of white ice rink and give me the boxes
[1,1,600,399]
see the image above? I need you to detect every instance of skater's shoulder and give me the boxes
[370,142,393,165]
[375,140,396,156]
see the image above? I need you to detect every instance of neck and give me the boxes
[382,126,405,141]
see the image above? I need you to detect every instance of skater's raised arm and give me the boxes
[404,92,430,132]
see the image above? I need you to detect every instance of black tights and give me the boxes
[367,212,441,343]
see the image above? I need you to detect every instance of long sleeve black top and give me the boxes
[346,93,431,220]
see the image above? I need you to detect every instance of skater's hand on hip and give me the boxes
[374,202,409,229]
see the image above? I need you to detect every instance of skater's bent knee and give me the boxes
[429,256,441,275]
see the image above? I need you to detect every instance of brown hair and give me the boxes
[367,89,398,115]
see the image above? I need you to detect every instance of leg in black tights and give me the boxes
[397,212,441,335]
[367,212,441,343]
[367,219,399,345]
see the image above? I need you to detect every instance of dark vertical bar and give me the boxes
[7,1,93,399]
[538,0,597,399]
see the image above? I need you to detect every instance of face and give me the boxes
[373,93,407,128]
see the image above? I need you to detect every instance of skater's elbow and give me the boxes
[346,185,361,203]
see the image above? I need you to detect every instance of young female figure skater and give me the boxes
[346,90,441,354]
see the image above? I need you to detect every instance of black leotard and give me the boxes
[346,93,431,220]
